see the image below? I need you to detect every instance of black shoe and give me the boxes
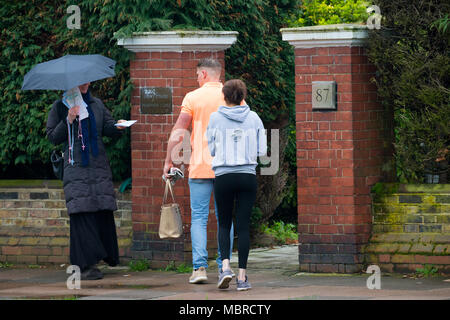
[81,266,104,280]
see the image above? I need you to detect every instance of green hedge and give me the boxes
[366,0,450,183]
[0,0,298,182]
[288,0,368,27]
[0,1,132,180]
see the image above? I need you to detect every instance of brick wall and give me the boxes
[365,183,450,274]
[294,45,391,273]
[0,181,132,265]
[129,51,225,268]
[281,25,394,273]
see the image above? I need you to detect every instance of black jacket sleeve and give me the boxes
[46,100,68,145]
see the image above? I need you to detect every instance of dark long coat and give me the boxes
[46,94,122,215]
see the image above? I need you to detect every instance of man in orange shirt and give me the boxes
[163,59,234,284]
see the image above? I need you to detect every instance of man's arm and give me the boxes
[163,112,192,177]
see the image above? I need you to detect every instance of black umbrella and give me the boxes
[21,54,116,91]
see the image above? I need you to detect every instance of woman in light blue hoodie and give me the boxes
[207,79,267,291]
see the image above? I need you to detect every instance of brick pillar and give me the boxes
[118,31,238,267]
[281,24,392,273]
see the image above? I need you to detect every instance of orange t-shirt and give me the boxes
[180,82,225,179]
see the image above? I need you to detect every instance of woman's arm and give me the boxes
[46,100,68,145]
[256,116,267,157]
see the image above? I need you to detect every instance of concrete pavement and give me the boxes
[0,245,449,300]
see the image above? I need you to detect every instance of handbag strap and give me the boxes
[163,179,176,204]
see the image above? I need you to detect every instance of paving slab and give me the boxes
[0,245,448,301]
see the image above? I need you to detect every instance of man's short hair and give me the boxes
[197,58,222,73]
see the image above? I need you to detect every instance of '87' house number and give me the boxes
[312,81,337,110]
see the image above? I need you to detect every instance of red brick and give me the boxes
[161,52,181,59]
[295,84,311,93]
[146,60,167,69]
[335,74,352,83]
[135,52,150,59]
[298,195,320,205]
[194,52,217,59]
[320,216,333,224]
[329,65,351,73]
[312,56,333,65]
[312,113,336,121]
[298,215,320,224]
[298,141,318,150]
[332,196,354,205]
[295,48,317,56]
[130,60,146,69]
[131,70,151,78]
[297,159,319,168]
[311,74,334,81]
[145,79,167,87]
[329,47,352,55]
[330,177,354,187]
[298,122,318,131]
[342,168,354,177]
[297,75,312,84]
[2,246,21,255]
[313,149,336,159]
[330,122,352,131]
[295,56,308,65]
[314,168,337,177]
[313,131,336,141]
[336,55,352,64]
[315,225,340,234]
[317,48,330,55]
[330,140,354,149]
[335,112,352,122]
[151,52,161,59]
[317,66,329,73]
[296,66,316,74]
[168,60,182,69]
[318,122,330,130]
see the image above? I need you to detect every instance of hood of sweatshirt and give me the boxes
[217,105,250,123]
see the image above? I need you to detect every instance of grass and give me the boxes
[416,264,438,277]
[128,259,150,272]
[160,261,192,273]
[260,220,298,244]
[128,259,192,273]
[0,262,13,269]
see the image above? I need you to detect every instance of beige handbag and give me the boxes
[159,179,183,239]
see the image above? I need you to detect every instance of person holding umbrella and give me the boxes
[24,54,128,280]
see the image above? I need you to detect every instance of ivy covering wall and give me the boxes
[0,0,297,183]
[366,0,450,183]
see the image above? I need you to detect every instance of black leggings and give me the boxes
[214,173,257,269]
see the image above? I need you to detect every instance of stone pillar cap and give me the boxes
[281,24,368,48]
[117,30,239,52]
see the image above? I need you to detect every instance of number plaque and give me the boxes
[312,81,337,110]
[140,87,172,114]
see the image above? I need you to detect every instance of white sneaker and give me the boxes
[189,267,208,284]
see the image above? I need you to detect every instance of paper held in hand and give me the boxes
[62,87,89,120]
[115,120,137,127]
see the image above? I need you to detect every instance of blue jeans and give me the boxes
[189,178,234,270]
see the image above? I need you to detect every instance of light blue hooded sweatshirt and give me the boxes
[206,105,267,176]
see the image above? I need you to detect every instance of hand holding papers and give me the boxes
[115,120,137,128]
[62,87,88,120]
